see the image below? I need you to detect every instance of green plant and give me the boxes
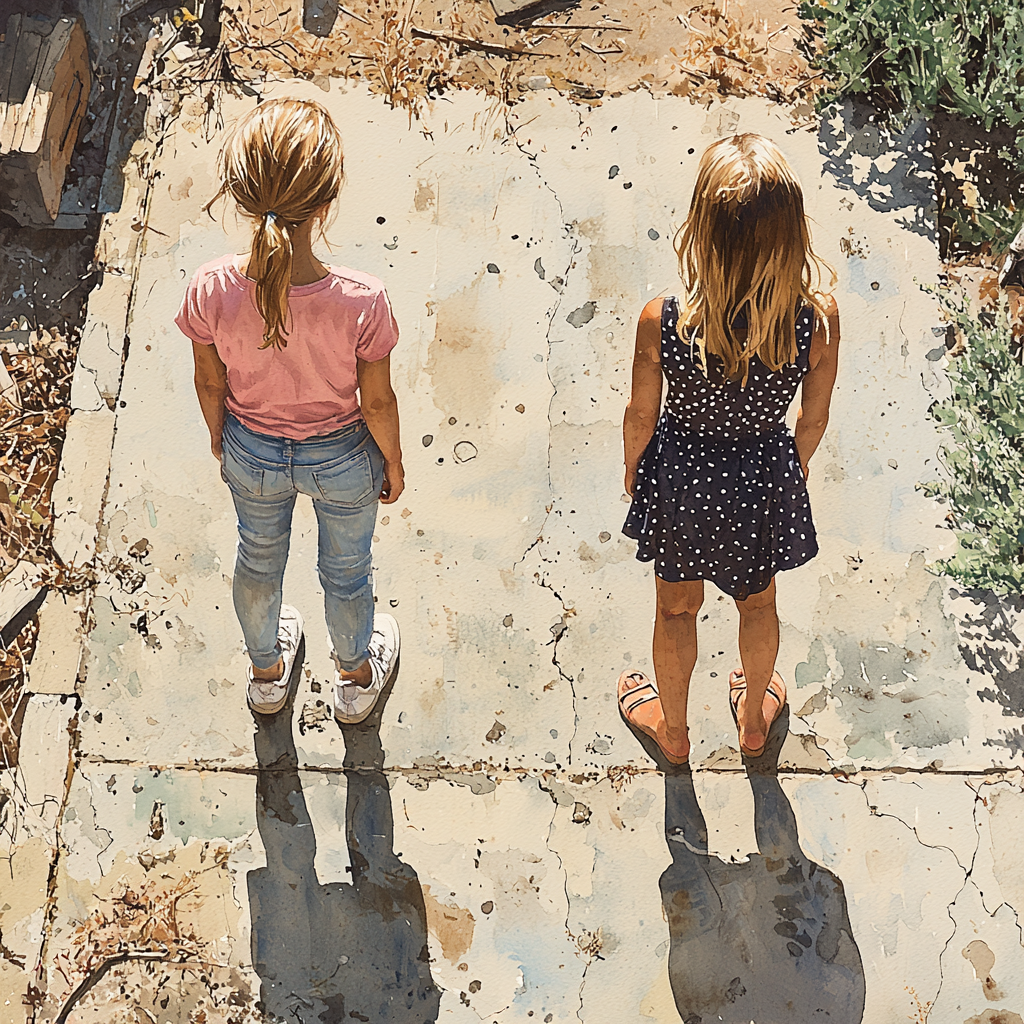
[799,0,1024,146]
[920,284,1024,594]
[946,197,1024,256]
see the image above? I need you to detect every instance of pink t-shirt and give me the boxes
[175,255,398,440]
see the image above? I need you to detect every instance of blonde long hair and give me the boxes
[207,98,344,350]
[674,134,834,384]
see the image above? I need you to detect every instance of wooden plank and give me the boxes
[0,16,40,154]
[0,15,91,223]
[14,18,77,155]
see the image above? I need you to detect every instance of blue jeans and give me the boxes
[220,413,384,672]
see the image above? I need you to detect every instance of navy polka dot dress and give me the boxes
[623,296,818,599]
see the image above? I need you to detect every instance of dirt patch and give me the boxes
[195,0,823,117]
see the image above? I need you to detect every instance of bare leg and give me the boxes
[653,578,705,761]
[734,579,779,753]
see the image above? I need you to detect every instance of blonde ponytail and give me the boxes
[208,99,344,350]
[249,211,294,350]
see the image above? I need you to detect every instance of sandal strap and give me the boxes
[618,679,657,706]
[729,680,746,711]
[622,690,660,716]
[729,677,785,706]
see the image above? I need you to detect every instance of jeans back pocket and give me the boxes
[221,443,266,496]
[312,449,375,507]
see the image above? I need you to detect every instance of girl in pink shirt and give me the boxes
[176,98,402,723]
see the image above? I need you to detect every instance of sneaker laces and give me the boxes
[367,638,388,686]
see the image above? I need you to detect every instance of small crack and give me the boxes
[536,778,595,1024]
[509,530,545,575]
[850,773,975,1019]
[542,783,578,1020]
[92,115,171,549]
[937,777,1024,994]
[504,120,584,770]
[28,709,81,1024]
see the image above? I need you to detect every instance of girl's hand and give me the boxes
[212,438,223,461]
[624,463,637,497]
[380,460,405,504]
[800,461,810,481]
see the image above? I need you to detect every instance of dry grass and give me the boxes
[44,854,269,1024]
[0,616,37,767]
[151,0,828,121]
[1,326,77,768]
[0,328,75,571]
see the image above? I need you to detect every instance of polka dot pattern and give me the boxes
[623,296,818,600]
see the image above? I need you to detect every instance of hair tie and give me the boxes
[265,210,277,222]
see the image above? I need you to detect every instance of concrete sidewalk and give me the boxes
[4,83,1024,1023]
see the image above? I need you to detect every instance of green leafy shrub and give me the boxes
[945,197,1024,256]
[799,1,1024,592]
[920,285,1024,594]
[799,0,1024,145]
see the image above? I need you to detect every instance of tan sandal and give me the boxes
[728,669,786,758]
[617,670,688,765]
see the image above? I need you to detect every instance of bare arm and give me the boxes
[357,354,404,504]
[795,295,841,477]
[192,342,228,460]
[623,298,665,495]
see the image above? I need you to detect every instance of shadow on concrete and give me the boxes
[248,647,441,1023]
[961,589,1024,758]
[627,709,866,1024]
[816,97,935,244]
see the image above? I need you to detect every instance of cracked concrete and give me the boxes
[3,79,1024,1022]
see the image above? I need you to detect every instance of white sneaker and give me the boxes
[333,613,400,725]
[247,604,304,714]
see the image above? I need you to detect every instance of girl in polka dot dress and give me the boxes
[619,134,840,764]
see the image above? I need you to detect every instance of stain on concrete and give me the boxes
[800,554,969,762]
[964,1012,1024,1024]
[427,276,504,425]
[963,939,1004,1001]
[421,886,476,965]
[413,180,435,213]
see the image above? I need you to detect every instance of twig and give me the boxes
[338,3,371,24]
[55,950,171,1024]
[410,26,556,58]
[581,42,624,55]
[524,23,633,31]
